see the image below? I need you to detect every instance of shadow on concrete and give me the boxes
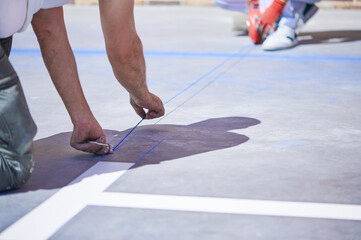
[235,31,248,37]
[4,116,260,193]
[298,30,361,45]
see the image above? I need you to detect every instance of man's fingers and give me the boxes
[73,142,102,153]
[72,136,109,154]
[134,107,146,119]
[130,98,146,118]
[130,93,165,119]
[90,137,113,155]
[95,136,106,144]
[146,111,157,119]
[156,103,165,116]
[145,104,165,119]
[147,93,165,118]
[70,120,109,155]
[74,142,113,155]
[146,108,164,119]
[94,144,113,155]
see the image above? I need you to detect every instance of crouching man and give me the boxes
[0,0,165,191]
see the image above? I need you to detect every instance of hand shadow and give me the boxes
[297,30,361,45]
[8,116,260,193]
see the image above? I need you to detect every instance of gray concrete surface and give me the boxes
[51,206,361,240]
[1,5,361,240]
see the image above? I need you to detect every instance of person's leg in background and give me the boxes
[213,0,319,50]
[0,38,37,192]
[261,0,320,50]
[214,0,250,34]
[214,0,248,13]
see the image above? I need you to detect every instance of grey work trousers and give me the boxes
[0,39,37,192]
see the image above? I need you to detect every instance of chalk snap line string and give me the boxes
[112,117,145,151]
[162,44,252,106]
[154,46,252,125]
[111,44,253,153]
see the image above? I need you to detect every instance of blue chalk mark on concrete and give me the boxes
[133,139,165,165]
[113,117,146,152]
[11,48,361,62]
[163,44,252,105]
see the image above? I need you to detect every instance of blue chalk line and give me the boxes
[163,44,252,105]
[12,48,361,62]
[133,138,166,166]
[112,117,145,151]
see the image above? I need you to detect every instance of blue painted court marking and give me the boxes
[154,52,245,125]
[163,44,252,105]
[11,48,361,62]
[112,117,145,151]
[246,53,361,62]
[133,138,165,166]
[111,44,252,152]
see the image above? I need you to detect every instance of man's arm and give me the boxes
[98,0,165,119]
[32,7,110,155]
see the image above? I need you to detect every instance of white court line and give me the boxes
[90,192,361,221]
[1,161,361,240]
[0,162,134,240]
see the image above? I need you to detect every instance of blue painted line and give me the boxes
[113,117,145,151]
[163,44,252,105]
[133,138,165,165]
[10,48,232,57]
[247,53,361,62]
[11,48,106,55]
[11,48,361,62]
[11,49,41,54]
[145,51,232,58]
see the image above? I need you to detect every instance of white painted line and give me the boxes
[90,192,361,221]
[0,162,134,240]
[2,160,361,240]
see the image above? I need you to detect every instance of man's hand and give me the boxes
[258,0,287,39]
[70,120,112,155]
[130,92,165,119]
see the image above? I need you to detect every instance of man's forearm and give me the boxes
[32,7,94,125]
[99,0,148,100]
[109,35,148,100]
[98,0,164,119]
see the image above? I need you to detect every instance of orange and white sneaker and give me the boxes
[262,24,298,51]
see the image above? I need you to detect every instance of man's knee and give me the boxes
[0,149,34,191]
[0,81,36,191]
[0,46,37,192]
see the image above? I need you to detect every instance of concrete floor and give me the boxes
[1,5,361,240]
